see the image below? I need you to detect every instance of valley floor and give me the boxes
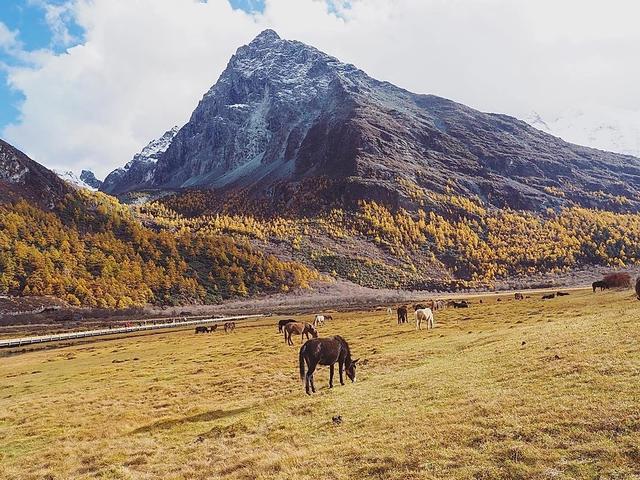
[1,290,639,479]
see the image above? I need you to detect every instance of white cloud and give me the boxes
[0,21,21,53]
[3,0,640,177]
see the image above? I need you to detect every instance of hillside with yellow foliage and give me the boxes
[2,180,640,308]
[146,190,640,290]
[0,190,319,308]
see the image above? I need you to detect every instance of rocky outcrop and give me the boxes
[80,170,102,189]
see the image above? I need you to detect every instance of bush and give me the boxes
[603,272,632,289]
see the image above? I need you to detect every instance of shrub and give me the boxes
[603,272,632,289]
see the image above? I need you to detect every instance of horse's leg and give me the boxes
[329,364,334,388]
[338,358,344,385]
[307,361,317,393]
[304,361,311,395]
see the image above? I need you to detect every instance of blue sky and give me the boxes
[0,0,262,131]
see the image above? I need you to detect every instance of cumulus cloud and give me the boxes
[3,0,640,177]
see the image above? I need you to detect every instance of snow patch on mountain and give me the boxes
[54,169,96,190]
[525,108,640,158]
[122,125,180,172]
[101,126,180,194]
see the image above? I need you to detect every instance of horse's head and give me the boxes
[346,358,359,382]
[309,324,319,338]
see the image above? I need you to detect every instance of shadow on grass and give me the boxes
[131,406,251,434]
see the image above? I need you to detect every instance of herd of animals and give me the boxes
[191,275,640,395]
[194,322,235,334]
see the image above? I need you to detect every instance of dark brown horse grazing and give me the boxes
[195,326,208,334]
[284,322,318,346]
[299,336,359,395]
[224,322,236,333]
[592,280,608,292]
[397,306,408,324]
[636,277,640,300]
[278,319,296,333]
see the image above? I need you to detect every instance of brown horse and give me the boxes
[514,293,524,300]
[278,319,296,333]
[224,322,236,333]
[636,277,640,300]
[299,335,359,395]
[284,322,318,346]
[397,306,408,324]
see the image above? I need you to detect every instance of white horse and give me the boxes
[313,315,325,327]
[415,308,434,330]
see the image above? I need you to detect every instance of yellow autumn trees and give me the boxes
[0,192,320,307]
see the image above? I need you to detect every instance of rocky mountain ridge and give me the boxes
[101,30,640,213]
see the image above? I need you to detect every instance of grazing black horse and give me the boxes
[592,280,608,292]
[397,306,408,324]
[195,326,208,334]
[299,335,359,395]
[278,319,296,333]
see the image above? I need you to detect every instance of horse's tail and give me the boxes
[299,345,306,382]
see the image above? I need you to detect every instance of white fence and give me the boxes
[0,314,265,349]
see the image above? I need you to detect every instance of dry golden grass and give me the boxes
[1,290,639,479]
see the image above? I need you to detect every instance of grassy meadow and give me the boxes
[1,289,639,479]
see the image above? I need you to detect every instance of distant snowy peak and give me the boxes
[54,169,96,191]
[101,126,179,194]
[525,110,640,158]
[135,126,180,164]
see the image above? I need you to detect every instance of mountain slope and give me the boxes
[102,30,640,213]
[101,126,178,194]
[0,138,71,207]
[0,139,320,307]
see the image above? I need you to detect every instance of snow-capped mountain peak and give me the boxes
[101,126,179,193]
[135,125,180,164]
[54,169,96,191]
